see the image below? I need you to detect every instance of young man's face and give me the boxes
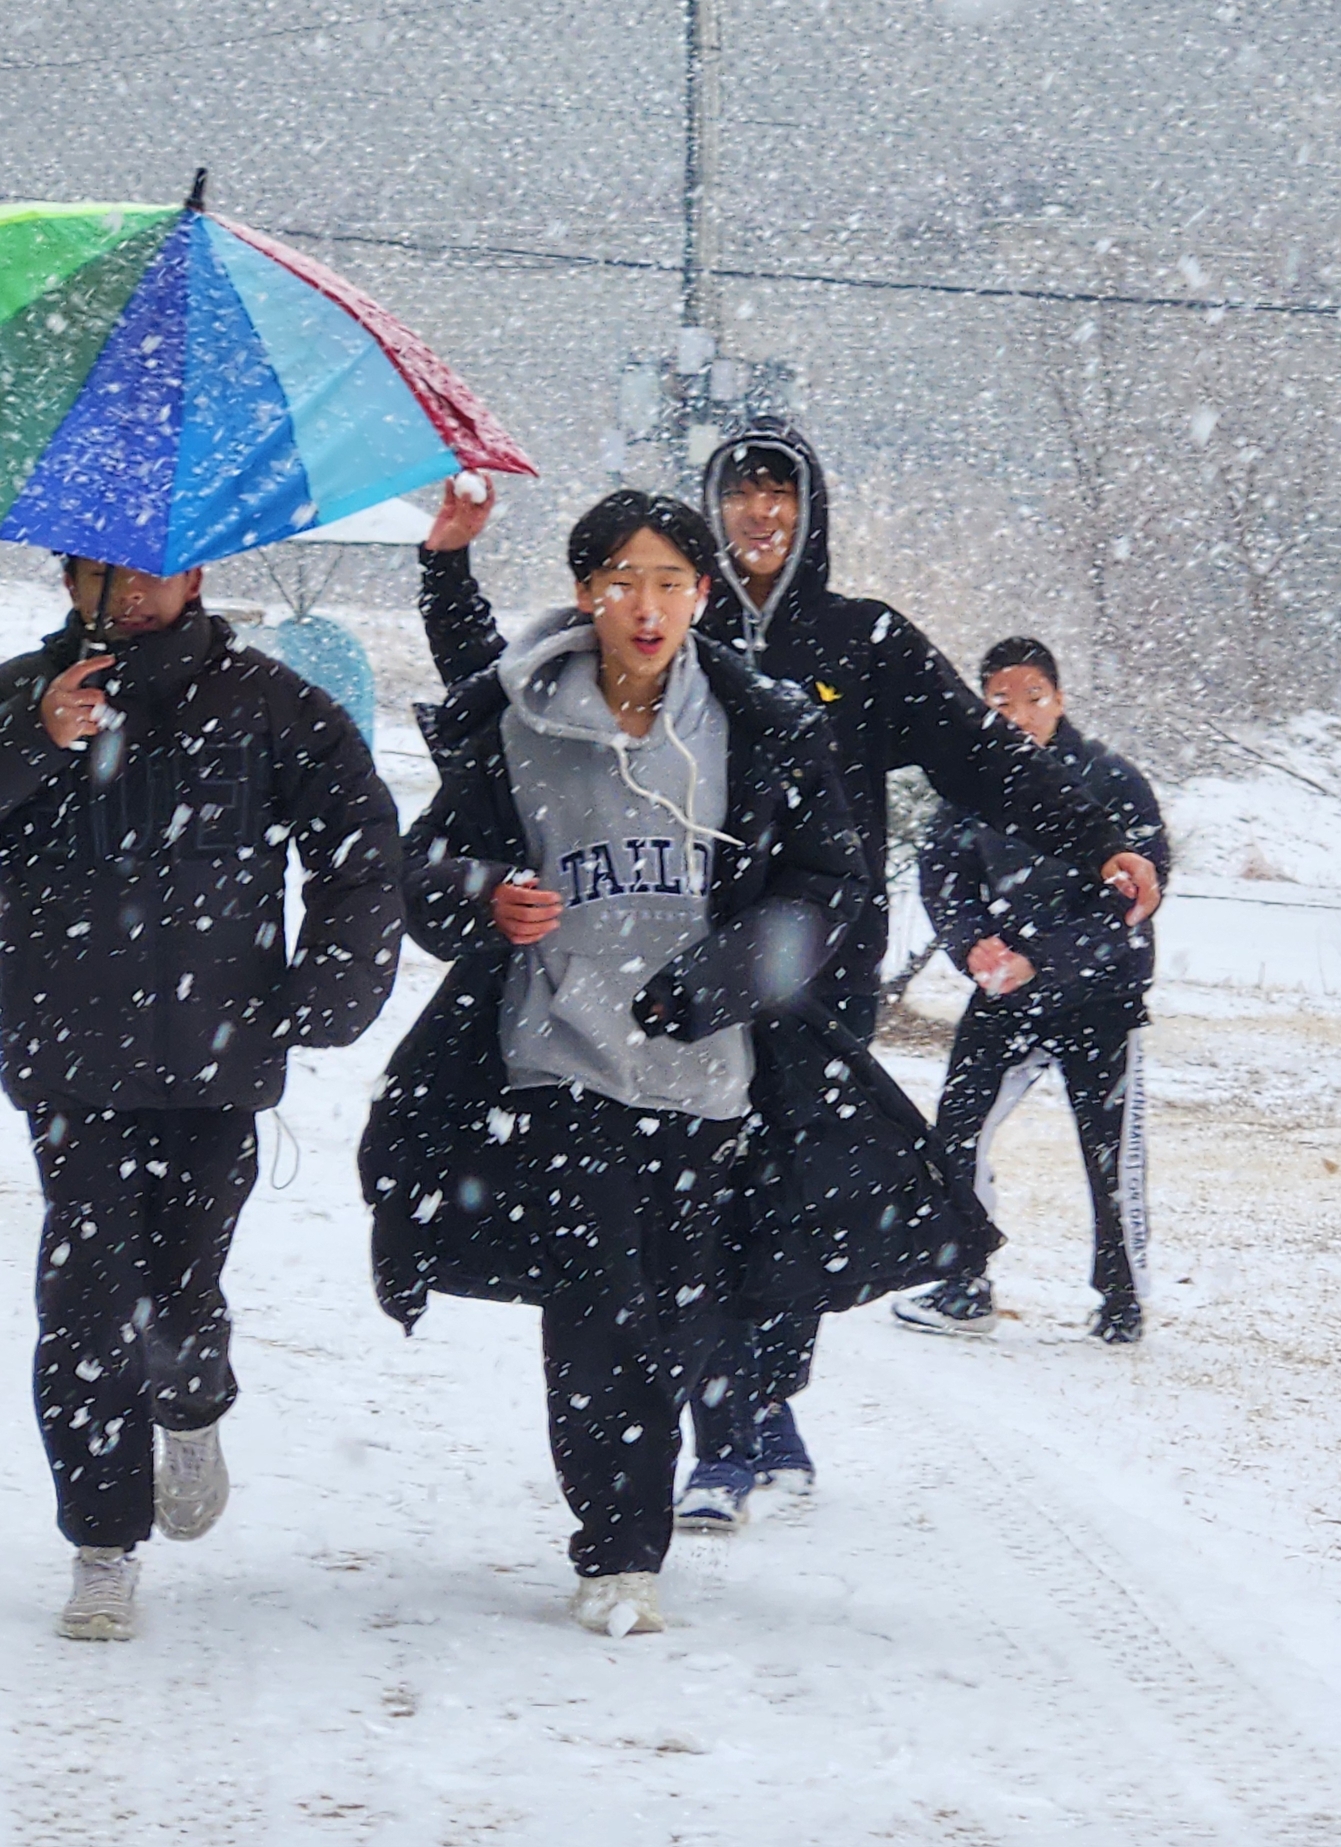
[65,559,203,640]
[982,663,1065,748]
[719,470,799,586]
[575,526,709,690]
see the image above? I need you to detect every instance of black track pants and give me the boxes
[936,996,1150,1302]
[688,988,877,1470]
[527,1087,741,1578]
[29,1102,259,1549]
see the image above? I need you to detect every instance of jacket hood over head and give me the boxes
[702,417,830,647]
[497,605,705,752]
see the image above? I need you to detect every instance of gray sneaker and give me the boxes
[154,1423,230,1541]
[892,1276,998,1335]
[59,1547,140,1641]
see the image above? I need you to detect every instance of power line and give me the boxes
[270,221,1341,321]
[0,1,449,74]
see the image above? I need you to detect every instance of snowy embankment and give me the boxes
[0,588,1338,1842]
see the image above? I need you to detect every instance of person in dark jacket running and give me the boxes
[410,433,1161,1531]
[362,490,1008,1636]
[898,636,1170,1344]
[0,555,403,1641]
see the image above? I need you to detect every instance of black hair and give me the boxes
[717,443,799,495]
[567,489,715,583]
[979,636,1060,691]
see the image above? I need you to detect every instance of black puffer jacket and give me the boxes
[919,717,1170,1017]
[417,425,1132,1003]
[361,634,1001,1330]
[696,419,1136,1000]
[0,606,403,1111]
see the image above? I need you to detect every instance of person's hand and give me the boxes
[491,876,564,945]
[40,655,115,748]
[967,934,1036,996]
[1101,851,1161,925]
[425,472,496,552]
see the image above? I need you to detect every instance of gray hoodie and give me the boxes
[496,609,754,1120]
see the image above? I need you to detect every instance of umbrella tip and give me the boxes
[186,168,208,212]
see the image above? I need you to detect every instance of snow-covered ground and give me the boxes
[1,592,1340,1842]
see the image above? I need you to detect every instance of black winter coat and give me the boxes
[0,606,404,1111]
[698,421,1144,998]
[417,422,1131,1002]
[360,634,1000,1330]
[919,717,1170,1018]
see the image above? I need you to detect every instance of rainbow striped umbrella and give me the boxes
[0,182,535,574]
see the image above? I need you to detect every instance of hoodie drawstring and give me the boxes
[610,712,743,897]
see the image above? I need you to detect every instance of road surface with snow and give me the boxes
[2,710,1340,1846]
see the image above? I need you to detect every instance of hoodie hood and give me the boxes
[702,417,831,656]
[498,604,699,751]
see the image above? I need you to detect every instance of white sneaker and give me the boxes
[674,1482,751,1533]
[891,1276,998,1336]
[759,1467,814,1498]
[59,1546,140,1641]
[571,1571,666,1637]
[154,1423,230,1541]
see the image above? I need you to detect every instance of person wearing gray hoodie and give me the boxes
[369,490,874,1638]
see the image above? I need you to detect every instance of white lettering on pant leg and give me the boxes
[1115,1028,1151,1300]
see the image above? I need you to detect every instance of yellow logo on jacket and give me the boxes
[815,680,841,703]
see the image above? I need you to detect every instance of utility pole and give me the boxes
[682,0,721,340]
[669,0,725,495]
[604,0,793,494]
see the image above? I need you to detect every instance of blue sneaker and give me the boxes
[675,1457,754,1533]
[756,1401,815,1495]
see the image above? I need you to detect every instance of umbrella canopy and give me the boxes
[0,191,535,574]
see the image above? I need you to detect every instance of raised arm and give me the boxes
[419,475,506,687]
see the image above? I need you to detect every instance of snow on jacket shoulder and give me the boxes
[918,717,1170,1014]
[363,632,1002,1331]
[0,608,404,1111]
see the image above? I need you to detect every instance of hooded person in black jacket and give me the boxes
[0,554,403,1641]
[900,637,1170,1344]
[410,429,1161,1530]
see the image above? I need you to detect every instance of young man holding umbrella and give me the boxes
[0,555,403,1639]
[413,430,1160,1531]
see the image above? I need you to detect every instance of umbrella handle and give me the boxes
[92,561,116,650]
[79,563,117,675]
[186,168,208,212]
